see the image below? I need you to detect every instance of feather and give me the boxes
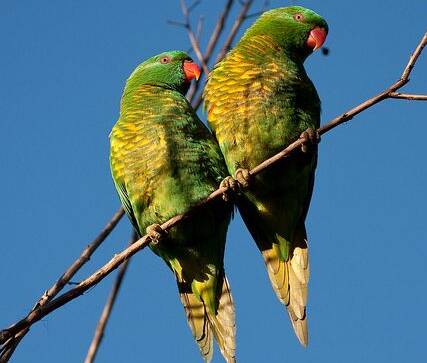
[262,233,309,346]
[209,276,236,363]
[178,274,236,363]
[179,278,214,362]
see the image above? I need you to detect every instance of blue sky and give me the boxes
[1,1,426,362]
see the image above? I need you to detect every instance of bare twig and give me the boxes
[245,0,270,19]
[216,0,254,63]
[178,1,209,78]
[186,0,235,105]
[401,34,427,80]
[84,232,137,363]
[243,11,263,20]
[186,0,202,13]
[0,207,124,362]
[1,32,425,350]
[36,208,125,308]
[186,77,199,104]
[204,0,234,64]
[166,20,187,28]
[188,28,210,76]
[190,0,255,109]
[388,92,427,100]
[318,32,427,135]
[0,337,20,363]
[195,16,204,42]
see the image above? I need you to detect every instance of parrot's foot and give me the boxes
[220,176,239,202]
[299,128,320,153]
[219,168,251,201]
[146,224,166,245]
[234,168,251,189]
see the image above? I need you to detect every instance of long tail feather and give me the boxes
[238,195,310,346]
[178,274,236,362]
[179,281,214,362]
[262,230,309,346]
[209,276,236,363]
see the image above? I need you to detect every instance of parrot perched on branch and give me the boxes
[110,51,236,362]
[204,6,328,346]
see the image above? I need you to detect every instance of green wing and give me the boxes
[113,178,140,235]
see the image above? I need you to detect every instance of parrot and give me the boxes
[110,50,236,362]
[203,6,328,346]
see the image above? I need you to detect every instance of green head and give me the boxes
[241,6,328,62]
[125,50,201,94]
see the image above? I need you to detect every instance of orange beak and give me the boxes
[183,60,201,81]
[306,27,327,51]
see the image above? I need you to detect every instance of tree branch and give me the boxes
[244,0,271,21]
[0,2,250,361]
[204,0,234,64]
[0,207,124,362]
[83,232,137,363]
[185,0,235,105]
[190,0,255,110]
[388,92,427,100]
[179,0,210,76]
[1,32,425,351]
[216,0,254,63]
[195,16,204,43]
[401,34,427,80]
[317,32,427,135]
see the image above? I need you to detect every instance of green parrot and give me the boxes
[203,6,328,346]
[110,51,236,362]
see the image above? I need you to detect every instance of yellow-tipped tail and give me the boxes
[178,275,236,362]
[210,276,236,362]
[179,286,214,361]
[262,236,309,346]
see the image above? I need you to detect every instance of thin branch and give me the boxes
[186,78,199,104]
[244,11,264,20]
[166,20,187,28]
[401,34,427,80]
[1,32,425,349]
[189,0,254,110]
[0,207,124,362]
[188,85,202,111]
[174,0,233,104]
[187,0,202,14]
[195,16,204,42]
[37,208,125,308]
[0,337,20,363]
[186,0,235,105]
[388,92,427,100]
[179,0,210,77]
[203,0,234,64]
[84,232,137,363]
[318,32,427,135]
[188,30,210,76]
[216,0,254,63]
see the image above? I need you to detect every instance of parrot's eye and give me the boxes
[293,13,304,22]
[160,56,172,64]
